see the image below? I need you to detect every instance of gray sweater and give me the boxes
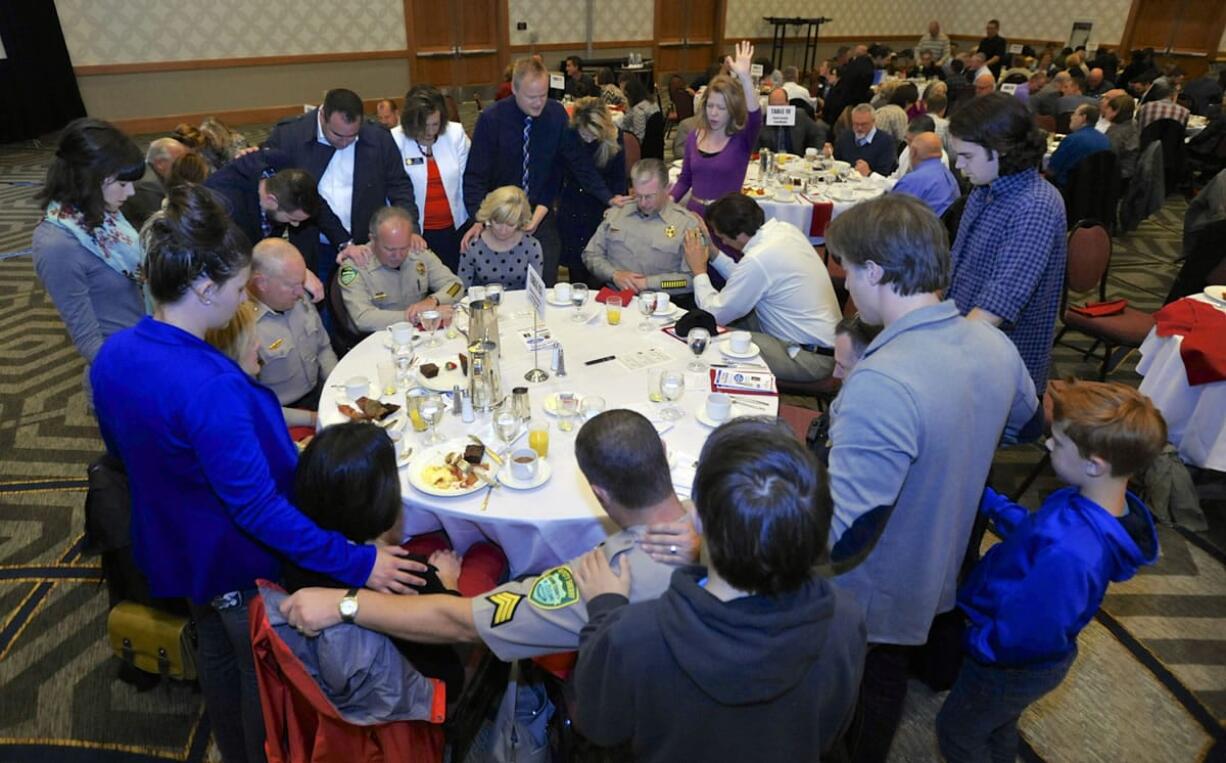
[32,220,144,364]
[827,301,1037,645]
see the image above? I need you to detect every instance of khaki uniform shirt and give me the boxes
[472,525,676,661]
[581,202,698,295]
[340,250,464,332]
[252,298,337,406]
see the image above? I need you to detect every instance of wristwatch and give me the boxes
[339,588,359,623]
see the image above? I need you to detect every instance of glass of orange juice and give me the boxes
[606,296,622,325]
[528,419,549,458]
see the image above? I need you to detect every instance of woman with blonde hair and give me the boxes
[457,185,543,289]
[557,97,627,285]
[671,41,762,234]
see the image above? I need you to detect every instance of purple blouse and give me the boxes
[671,109,763,213]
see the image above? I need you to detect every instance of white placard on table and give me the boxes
[1008,43,1023,54]
[525,264,546,321]
[750,63,764,78]
[549,72,565,90]
[1000,82,1018,95]
[766,105,797,126]
[617,347,674,372]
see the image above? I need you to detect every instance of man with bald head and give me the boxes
[891,132,960,216]
[916,20,950,66]
[974,71,997,98]
[121,137,189,228]
[1056,74,1097,115]
[1085,68,1112,97]
[248,238,337,410]
[757,88,828,154]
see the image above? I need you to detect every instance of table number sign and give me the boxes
[766,105,797,126]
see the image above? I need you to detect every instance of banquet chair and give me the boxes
[642,111,665,159]
[328,269,366,357]
[1141,118,1189,195]
[1062,150,1121,232]
[623,131,641,177]
[668,75,694,130]
[1035,114,1058,134]
[1056,220,1156,379]
[1055,111,1073,135]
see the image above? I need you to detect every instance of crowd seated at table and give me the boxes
[27,23,1226,763]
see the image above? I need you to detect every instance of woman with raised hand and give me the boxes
[91,184,426,763]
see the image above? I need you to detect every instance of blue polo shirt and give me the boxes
[1047,126,1111,187]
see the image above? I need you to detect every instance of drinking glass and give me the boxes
[686,327,710,372]
[393,344,415,389]
[405,389,428,432]
[494,410,520,450]
[485,283,504,307]
[420,309,443,347]
[377,361,397,396]
[606,296,623,325]
[528,419,550,458]
[637,290,657,332]
[557,393,580,431]
[660,371,686,420]
[581,396,606,421]
[570,283,590,322]
[419,393,445,444]
[646,367,664,403]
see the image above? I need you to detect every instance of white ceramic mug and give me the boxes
[468,285,486,303]
[554,282,572,302]
[706,393,732,422]
[730,330,752,354]
[387,321,415,346]
[510,448,539,481]
[345,376,370,400]
[654,292,672,314]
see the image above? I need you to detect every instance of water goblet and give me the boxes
[660,370,686,421]
[420,309,443,348]
[570,283,590,322]
[637,290,657,332]
[494,410,520,451]
[419,393,445,444]
[686,327,710,372]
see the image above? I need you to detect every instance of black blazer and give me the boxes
[823,55,875,124]
[264,109,416,262]
[757,112,830,154]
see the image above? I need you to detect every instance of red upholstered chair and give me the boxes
[1035,114,1057,134]
[1056,220,1156,379]
[778,404,821,442]
[623,131,641,177]
[248,585,446,763]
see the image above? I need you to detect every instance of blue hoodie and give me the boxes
[959,487,1159,667]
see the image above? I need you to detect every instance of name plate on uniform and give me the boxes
[549,73,566,90]
[766,105,796,126]
[750,64,764,78]
[1007,43,1023,54]
[1000,83,1019,95]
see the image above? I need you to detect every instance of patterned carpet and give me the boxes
[0,129,1222,762]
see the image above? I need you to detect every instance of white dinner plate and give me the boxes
[407,440,499,497]
[416,356,468,392]
[497,458,553,490]
[1203,285,1226,305]
[718,337,761,359]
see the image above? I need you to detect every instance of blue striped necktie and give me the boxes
[522,115,533,196]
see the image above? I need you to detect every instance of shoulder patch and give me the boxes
[339,264,358,287]
[446,282,462,298]
[486,591,524,628]
[528,566,580,610]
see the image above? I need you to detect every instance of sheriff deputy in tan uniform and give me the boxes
[582,158,699,302]
[340,205,464,333]
[247,238,337,409]
[277,409,699,659]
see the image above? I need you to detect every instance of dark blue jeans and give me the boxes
[936,650,1076,763]
[190,593,266,763]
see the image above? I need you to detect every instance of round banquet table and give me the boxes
[1136,293,1226,471]
[318,291,779,576]
[669,158,886,244]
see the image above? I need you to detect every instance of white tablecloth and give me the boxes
[1136,294,1226,471]
[668,159,885,244]
[319,292,779,575]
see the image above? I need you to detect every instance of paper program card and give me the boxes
[617,347,673,371]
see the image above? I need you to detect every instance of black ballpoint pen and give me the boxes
[585,355,616,366]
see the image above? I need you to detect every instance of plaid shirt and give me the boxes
[1137,99,1189,132]
[948,169,1067,396]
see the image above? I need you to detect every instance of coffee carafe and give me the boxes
[467,298,500,347]
[468,340,503,412]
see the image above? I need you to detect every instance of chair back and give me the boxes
[622,131,641,176]
[328,267,367,357]
[1063,150,1121,232]
[1055,111,1073,134]
[670,80,695,121]
[1140,118,1187,192]
[1035,114,1058,133]
[790,97,816,119]
[641,111,665,159]
[941,194,968,248]
[1065,220,1112,298]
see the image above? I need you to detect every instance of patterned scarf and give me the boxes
[44,200,144,283]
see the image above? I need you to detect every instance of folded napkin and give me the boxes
[1067,299,1128,317]
[596,286,635,304]
[1154,298,1226,386]
[810,201,834,238]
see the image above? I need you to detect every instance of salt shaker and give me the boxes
[460,389,475,423]
[512,387,531,421]
[556,345,568,378]
[451,384,464,416]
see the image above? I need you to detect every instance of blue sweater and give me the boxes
[959,487,1158,667]
[1047,127,1110,187]
[91,317,374,603]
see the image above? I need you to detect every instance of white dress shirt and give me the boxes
[693,218,841,348]
[781,81,814,105]
[316,114,357,239]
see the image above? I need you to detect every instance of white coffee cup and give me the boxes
[468,285,487,303]
[805,147,819,160]
[387,321,415,346]
[654,292,672,314]
[554,282,572,302]
[706,393,732,422]
[729,330,753,354]
[345,376,370,400]
[510,448,539,481]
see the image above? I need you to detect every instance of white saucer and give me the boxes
[546,288,576,307]
[651,304,684,320]
[695,408,736,428]
[382,334,423,350]
[1203,285,1226,305]
[498,458,552,489]
[718,337,761,359]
